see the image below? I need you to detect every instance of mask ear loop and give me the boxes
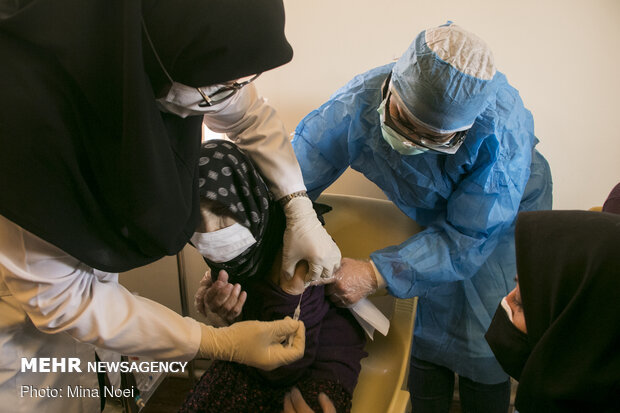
[141,17,174,85]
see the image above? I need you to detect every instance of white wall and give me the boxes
[255,0,620,209]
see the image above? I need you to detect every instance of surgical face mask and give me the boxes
[377,99,427,156]
[156,73,261,118]
[484,299,531,380]
[190,223,256,263]
[156,82,227,118]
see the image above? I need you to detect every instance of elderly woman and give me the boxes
[185,141,367,413]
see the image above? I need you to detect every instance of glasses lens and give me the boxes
[197,73,261,107]
[209,87,237,102]
[235,73,261,86]
[385,92,467,153]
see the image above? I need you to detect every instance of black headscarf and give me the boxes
[0,0,293,272]
[196,140,286,286]
[514,210,620,412]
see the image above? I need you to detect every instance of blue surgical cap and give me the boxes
[391,22,497,133]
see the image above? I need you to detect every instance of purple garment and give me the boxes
[602,182,620,215]
[244,278,368,394]
[178,279,368,412]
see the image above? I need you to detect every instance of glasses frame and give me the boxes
[381,75,468,154]
[197,73,262,107]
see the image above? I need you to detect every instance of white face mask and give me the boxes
[190,223,256,263]
[156,82,226,118]
[377,99,428,156]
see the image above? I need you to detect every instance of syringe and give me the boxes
[287,282,310,347]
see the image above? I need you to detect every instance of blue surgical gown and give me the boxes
[292,63,553,384]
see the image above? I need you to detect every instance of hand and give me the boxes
[282,196,341,282]
[198,317,305,371]
[278,260,308,295]
[283,387,336,413]
[326,257,377,307]
[195,269,246,324]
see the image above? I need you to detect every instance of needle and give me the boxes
[293,290,303,321]
[287,282,310,347]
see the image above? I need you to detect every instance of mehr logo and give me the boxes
[21,358,82,373]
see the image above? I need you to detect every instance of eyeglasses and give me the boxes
[382,79,468,154]
[197,73,261,107]
[142,18,261,109]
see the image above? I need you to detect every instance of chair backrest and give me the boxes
[317,194,422,413]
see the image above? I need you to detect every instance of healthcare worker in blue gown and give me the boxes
[292,23,553,412]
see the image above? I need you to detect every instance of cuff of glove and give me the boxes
[370,259,388,292]
[281,194,316,220]
[197,323,233,361]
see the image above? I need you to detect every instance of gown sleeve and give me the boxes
[202,84,306,200]
[0,215,201,361]
[291,96,355,200]
[371,143,533,298]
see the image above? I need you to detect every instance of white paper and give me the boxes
[349,297,390,340]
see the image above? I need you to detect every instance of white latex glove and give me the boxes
[283,387,336,413]
[282,196,341,282]
[198,317,305,371]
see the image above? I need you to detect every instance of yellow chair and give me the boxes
[317,194,422,413]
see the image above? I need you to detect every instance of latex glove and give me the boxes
[283,387,336,413]
[282,196,341,282]
[276,259,309,295]
[195,269,246,324]
[198,317,305,371]
[326,257,378,307]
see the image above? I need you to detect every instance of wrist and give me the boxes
[369,259,387,291]
[278,191,309,207]
[198,323,232,360]
[198,323,215,359]
[281,195,315,220]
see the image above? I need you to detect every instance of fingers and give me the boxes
[206,281,233,310]
[271,316,303,339]
[261,320,305,371]
[307,262,323,282]
[309,273,336,287]
[325,284,347,308]
[321,265,334,280]
[194,285,207,316]
[328,296,347,308]
[216,269,229,283]
[323,258,374,307]
[289,387,312,412]
[198,269,213,287]
[199,269,247,322]
[195,270,213,316]
[270,318,305,364]
[318,393,336,413]
[290,321,306,353]
[325,283,341,299]
[283,392,295,413]
[227,290,247,323]
[220,283,241,322]
[281,260,296,280]
[284,388,336,413]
